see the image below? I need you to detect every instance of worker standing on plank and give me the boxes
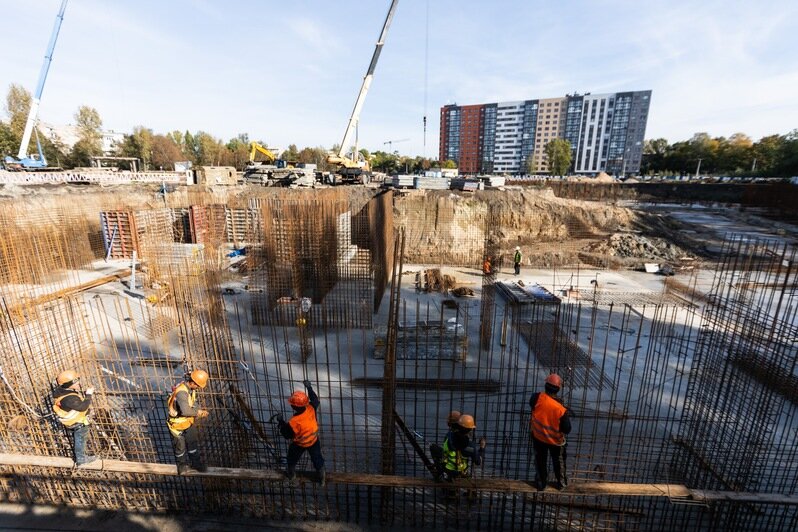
[430,410,461,478]
[437,414,487,482]
[529,373,571,490]
[167,369,209,474]
[52,369,97,466]
[482,256,493,275]
[514,246,522,275]
[277,380,326,486]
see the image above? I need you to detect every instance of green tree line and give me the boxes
[642,131,798,177]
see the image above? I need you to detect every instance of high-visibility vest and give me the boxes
[53,391,89,427]
[514,251,521,264]
[288,405,319,447]
[167,383,196,435]
[443,432,468,473]
[483,260,491,274]
[530,392,567,446]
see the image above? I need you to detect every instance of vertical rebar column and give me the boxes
[480,203,500,348]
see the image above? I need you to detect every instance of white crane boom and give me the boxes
[336,0,399,160]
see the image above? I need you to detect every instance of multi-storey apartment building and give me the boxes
[439,90,651,175]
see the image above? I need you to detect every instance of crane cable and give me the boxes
[422,0,429,158]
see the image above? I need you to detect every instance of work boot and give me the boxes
[534,478,546,491]
[76,455,98,467]
[177,463,193,475]
[318,467,326,487]
[554,478,568,491]
[190,458,207,472]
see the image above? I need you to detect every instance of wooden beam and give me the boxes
[1,453,796,505]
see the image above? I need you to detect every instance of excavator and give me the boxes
[327,0,399,184]
[244,142,315,187]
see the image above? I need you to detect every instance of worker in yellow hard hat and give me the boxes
[276,379,326,486]
[52,369,97,466]
[437,413,487,482]
[167,369,210,474]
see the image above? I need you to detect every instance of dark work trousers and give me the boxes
[71,424,90,463]
[514,263,521,275]
[172,425,200,466]
[286,440,325,473]
[532,436,567,484]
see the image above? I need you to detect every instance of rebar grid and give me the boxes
[0,190,795,530]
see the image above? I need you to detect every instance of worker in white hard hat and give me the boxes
[514,246,522,275]
[52,369,97,466]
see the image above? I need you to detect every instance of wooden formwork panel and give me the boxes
[100,211,139,259]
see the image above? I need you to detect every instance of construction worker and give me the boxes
[437,414,487,482]
[482,256,493,275]
[529,373,572,490]
[167,369,209,474]
[514,246,522,275]
[430,410,461,477]
[52,369,97,466]
[277,380,326,486]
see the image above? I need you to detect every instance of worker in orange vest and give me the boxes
[482,256,493,275]
[529,373,571,490]
[277,379,326,486]
[52,369,96,466]
[167,369,210,474]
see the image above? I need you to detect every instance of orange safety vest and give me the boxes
[483,260,491,274]
[53,391,89,427]
[288,405,319,447]
[530,392,566,446]
[167,383,196,435]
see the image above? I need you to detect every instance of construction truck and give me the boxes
[243,142,315,187]
[327,0,399,184]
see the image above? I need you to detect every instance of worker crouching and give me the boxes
[530,373,572,490]
[52,369,97,466]
[277,380,326,486]
[167,369,209,475]
[431,413,486,482]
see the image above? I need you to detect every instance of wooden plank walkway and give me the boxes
[2,453,795,504]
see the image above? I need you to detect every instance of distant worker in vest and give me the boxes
[436,414,487,482]
[529,373,571,490]
[52,369,97,466]
[514,246,522,275]
[482,256,493,276]
[167,369,210,474]
[430,409,461,477]
[277,379,326,486]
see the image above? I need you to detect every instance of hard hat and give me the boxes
[288,390,309,407]
[458,414,476,430]
[545,373,562,388]
[516,246,520,250]
[190,369,209,388]
[447,410,462,425]
[56,369,79,387]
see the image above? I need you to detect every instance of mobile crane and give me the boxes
[327,0,399,184]
[4,0,68,171]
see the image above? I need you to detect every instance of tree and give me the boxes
[442,159,457,169]
[150,134,183,170]
[0,122,16,158]
[5,84,31,138]
[282,144,300,162]
[73,105,103,158]
[544,139,572,176]
[525,154,537,175]
[117,126,154,169]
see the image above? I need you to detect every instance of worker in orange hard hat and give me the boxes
[430,409,463,478]
[529,373,571,491]
[167,369,210,475]
[52,369,97,466]
[433,413,487,482]
[277,379,326,486]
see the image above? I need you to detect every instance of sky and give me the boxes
[1,0,796,157]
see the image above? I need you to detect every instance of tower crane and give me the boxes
[327,0,399,184]
[383,138,410,152]
[5,0,68,170]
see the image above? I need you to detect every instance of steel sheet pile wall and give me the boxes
[0,189,795,530]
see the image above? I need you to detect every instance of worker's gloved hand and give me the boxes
[197,409,209,418]
[479,437,487,450]
[85,387,95,395]
[276,414,285,423]
[302,380,312,388]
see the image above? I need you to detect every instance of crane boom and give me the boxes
[336,0,399,160]
[17,0,68,161]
